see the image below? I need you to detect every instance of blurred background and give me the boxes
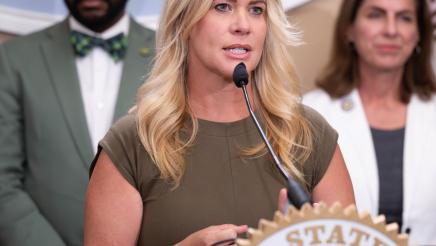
[0,0,354,91]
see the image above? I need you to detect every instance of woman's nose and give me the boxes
[384,16,399,37]
[230,9,251,35]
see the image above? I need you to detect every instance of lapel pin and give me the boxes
[341,98,354,111]
[139,47,150,56]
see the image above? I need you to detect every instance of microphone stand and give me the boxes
[233,62,311,209]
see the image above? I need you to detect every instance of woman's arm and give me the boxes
[312,145,355,206]
[84,150,143,246]
[85,151,248,246]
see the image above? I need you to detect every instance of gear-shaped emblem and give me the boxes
[237,203,408,246]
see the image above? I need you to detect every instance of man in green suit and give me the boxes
[0,0,155,245]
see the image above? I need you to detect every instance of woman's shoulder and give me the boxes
[300,104,332,131]
[299,103,338,155]
[303,89,331,103]
[98,113,162,191]
[303,88,357,115]
[99,113,142,171]
[105,113,140,144]
[301,103,338,155]
[111,113,137,133]
[299,104,338,191]
[302,89,336,112]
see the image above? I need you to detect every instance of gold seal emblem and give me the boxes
[237,203,408,246]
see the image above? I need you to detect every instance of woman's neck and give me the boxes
[357,63,404,105]
[187,72,253,122]
[357,62,407,129]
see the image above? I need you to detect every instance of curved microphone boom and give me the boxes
[232,62,311,209]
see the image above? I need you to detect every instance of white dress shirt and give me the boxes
[69,14,130,153]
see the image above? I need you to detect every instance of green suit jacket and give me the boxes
[0,18,155,246]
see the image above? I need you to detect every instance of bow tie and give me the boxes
[70,30,128,61]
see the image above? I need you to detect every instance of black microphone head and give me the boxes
[233,62,249,88]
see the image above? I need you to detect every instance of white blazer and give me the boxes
[303,89,436,245]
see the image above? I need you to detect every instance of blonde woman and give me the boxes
[85,0,354,245]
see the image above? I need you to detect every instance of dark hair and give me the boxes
[316,0,436,103]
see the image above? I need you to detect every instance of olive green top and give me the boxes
[91,106,337,245]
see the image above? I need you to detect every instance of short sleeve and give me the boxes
[89,114,141,189]
[302,105,338,191]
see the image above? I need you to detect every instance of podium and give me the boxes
[237,203,407,246]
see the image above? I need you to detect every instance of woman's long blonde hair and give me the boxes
[134,0,313,187]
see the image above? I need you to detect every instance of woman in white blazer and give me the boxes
[304,0,436,244]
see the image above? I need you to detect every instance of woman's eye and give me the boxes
[399,14,414,23]
[367,11,382,19]
[250,6,265,15]
[215,3,231,12]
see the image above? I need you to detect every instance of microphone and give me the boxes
[232,62,311,209]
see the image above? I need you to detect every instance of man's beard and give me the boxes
[66,0,128,31]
